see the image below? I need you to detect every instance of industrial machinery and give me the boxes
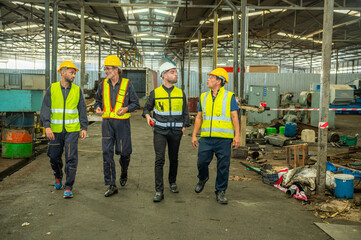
[247,85,280,124]
[0,73,45,158]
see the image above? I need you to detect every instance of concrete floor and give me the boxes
[1,112,360,240]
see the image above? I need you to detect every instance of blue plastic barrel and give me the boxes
[284,122,297,137]
[334,174,354,199]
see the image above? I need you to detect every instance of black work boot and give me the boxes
[120,172,127,187]
[104,185,118,197]
[215,190,228,204]
[153,192,164,202]
[170,183,179,193]
[194,177,209,193]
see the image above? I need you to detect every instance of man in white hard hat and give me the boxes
[95,55,140,197]
[143,62,190,202]
[40,61,88,199]
[191,67,240,204]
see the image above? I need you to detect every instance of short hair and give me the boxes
[216,76,225,86]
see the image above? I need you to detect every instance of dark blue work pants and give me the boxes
[102,118,132,186]
[197,137,232,191]
[47,130,79,190]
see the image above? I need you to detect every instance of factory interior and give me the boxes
[1,0,361,239]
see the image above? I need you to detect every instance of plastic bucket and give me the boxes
[279,126,285,135]
[266,127,277,135]
[284,122,297,137]
[334,174,354,199]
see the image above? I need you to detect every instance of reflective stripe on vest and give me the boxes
[50,82,81,133]
[200,87,235,139]
[102,78,131,119]
[153,86,184,129]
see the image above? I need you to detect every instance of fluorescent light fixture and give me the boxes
[12,1,117,24]
[200,9,286,24]
[218,34,231,39]
[154,9,176,17]
[155,33,169,38]
[250,44,263,48]
[126,9,149,14]
[134,33,148,37]
[4,24,39,31]
[334,10,360,17]
[140,38,162,41]
[277,32,323,44]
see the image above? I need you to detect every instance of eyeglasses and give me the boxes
[104,67,114,71]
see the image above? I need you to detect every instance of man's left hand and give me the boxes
[81,130,87,140]
[117,107,129,116]
[182,127,186,134]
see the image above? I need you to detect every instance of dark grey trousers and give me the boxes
[47,131,79,190]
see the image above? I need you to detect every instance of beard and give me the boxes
[168,78,177,84]
[65,77,73,84]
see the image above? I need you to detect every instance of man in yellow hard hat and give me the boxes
[191,67,240,204]
[40,61,88,199]
[143,62,190,202]
[94,55,140,197]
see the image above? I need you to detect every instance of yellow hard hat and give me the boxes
[103,55,121,66]
[207,68,229,84]
[57,61,79,73]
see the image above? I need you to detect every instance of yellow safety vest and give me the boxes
[153,85,184,129]
[200,87,235,138]
[50,82,81,133]
[102,78,131,119]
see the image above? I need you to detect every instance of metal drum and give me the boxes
[2,128,33,158]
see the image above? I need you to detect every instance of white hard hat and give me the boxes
[159,62,176,78]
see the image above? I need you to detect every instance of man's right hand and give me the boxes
[145,114,154,127]
[45,128,55,141]
[191,136,198,149]
[96,107,104,116]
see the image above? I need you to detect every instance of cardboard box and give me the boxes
[247,65,278,73]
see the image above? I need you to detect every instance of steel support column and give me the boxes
[317,0,334,196]
[80,6,85,89]
[187,43,191,97]
[336,49,339,84]
[240,0,247,98]
[213,11,218,69]
[198,31,202,96]
[233,12,239,96]
[181,46,185,91]
[98,27,102,81]
[45,0,50,88]
[51,1,59,83]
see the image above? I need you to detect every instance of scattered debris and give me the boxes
[21,222,30,227]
